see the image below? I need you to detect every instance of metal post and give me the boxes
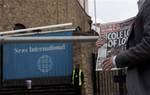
[0,36,99,44]
[94,0,97,33]
[0,23,72,36]
[0,43,3,87]
[4,29,76,37]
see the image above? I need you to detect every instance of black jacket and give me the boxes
[115,0,150,95]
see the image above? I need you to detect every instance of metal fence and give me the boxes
[92,54,127,95]
[96,69,127,95]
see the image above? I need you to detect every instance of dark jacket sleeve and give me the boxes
[115,4,150,68]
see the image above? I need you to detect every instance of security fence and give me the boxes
[92,54,127,95]
[96,69,127,95]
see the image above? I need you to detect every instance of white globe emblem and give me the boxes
[37,55,53,73]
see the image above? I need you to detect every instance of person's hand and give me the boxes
[101,57,114,71]
[96,39,105,48]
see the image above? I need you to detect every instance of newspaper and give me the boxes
[96,17,135,71]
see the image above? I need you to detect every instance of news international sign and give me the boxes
[3,31,73,80]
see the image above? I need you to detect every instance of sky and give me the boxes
[88,0,139,23]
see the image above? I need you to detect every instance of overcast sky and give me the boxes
[88,0,139,23]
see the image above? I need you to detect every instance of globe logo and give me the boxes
[37,55,53,73]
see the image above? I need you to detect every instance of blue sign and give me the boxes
[3,31,73,80]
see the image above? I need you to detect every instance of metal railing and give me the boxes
[0,36,99,44]
[0,23,73,36]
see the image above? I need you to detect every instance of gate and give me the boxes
[92,54,127,95]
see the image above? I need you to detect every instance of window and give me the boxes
[13,23,26,30]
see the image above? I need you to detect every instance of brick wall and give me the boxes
[0,0,91,32]
[81,42,96,95]
[0,0,3,31]
[78,0,88,13]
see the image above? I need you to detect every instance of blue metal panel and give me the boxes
[3,31,73,80]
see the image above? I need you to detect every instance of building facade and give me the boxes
[0,0,91,32]
[0,0,95,95]
[78,0,88,13]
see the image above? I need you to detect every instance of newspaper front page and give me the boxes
[96,17,135,71]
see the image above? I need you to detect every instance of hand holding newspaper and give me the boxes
[96,39,107,71]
